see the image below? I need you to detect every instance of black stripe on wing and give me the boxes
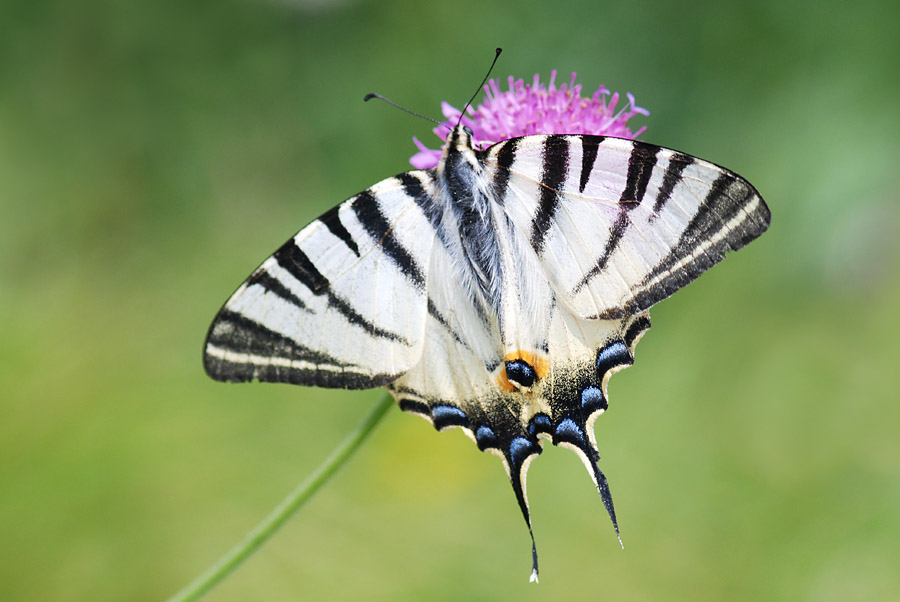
[273,237,329,293]
[620,141,660,207]
[351,189,425,289]
[396,171,456,256]
[594,170,771,319]
[426,298,474,351]
[273,240,411,344]
[623,314,651,349]
[679,173,764,245]
[319,204,360,257]
[396,172,440,231]
[575,211,628,293]
[652,152,692,215]
[530,136,570,253]
[579,136,602,193]
[246,270,309,311]
[573,141,660,294]
[203,311,399,388]
[489,138,518,203]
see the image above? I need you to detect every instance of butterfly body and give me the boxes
[204,124,770,580]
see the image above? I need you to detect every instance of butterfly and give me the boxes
[204,124,770,581]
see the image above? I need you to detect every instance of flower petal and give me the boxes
[410,72,649,168]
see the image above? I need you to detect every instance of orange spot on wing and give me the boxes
[494,350,550,392]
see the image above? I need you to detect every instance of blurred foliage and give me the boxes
[1,0,898,600]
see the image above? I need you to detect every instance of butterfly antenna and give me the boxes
[363,93,441,126]
[457,47,503,127]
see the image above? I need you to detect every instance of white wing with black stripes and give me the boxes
[204,173,439,388]
[203,124,770,583]
[482,134,770,321]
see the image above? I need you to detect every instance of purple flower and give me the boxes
[410,71,649,169]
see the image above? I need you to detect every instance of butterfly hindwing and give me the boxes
[204,171,439,388]
[484,134,771,320]
[388,288,652,577]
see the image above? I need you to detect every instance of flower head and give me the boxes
[410,71,649,169]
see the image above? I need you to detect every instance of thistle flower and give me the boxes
[410,71,649,169]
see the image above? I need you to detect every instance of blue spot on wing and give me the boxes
[475,425,498,450]
[528,413,552,437]
[581,386,607,413]
[509,437,537,468]
[431,405,469,430]
[554,418,585,445]
[596,341,632,376]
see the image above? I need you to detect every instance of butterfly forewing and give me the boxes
[485,135,771,320]
[204,172,439,388]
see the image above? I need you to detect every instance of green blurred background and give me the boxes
[2,0,898,600]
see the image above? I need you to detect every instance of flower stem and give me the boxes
[167,393,394,602]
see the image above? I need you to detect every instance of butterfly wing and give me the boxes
[203,171,439,388]
[204,127,770,582]
[452,133,769,577]
[483,134,771,320]
[387,261,650,580]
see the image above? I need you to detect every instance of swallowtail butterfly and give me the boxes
[204,118,770,580]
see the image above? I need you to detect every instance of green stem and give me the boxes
[167,393,394,602]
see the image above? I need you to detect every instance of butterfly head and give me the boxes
[445,124,477,153]
[437,124,482,183]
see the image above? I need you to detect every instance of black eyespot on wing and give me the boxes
[506,359,537,387]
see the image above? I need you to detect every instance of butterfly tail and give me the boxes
[504,436,543,583]
[555,419,623,547]
[585,447,623,548]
